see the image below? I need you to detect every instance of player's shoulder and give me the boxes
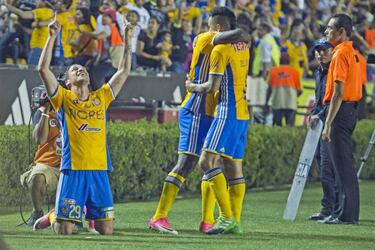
[196,31,216,43]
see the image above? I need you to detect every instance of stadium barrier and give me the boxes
[0,120,374,206]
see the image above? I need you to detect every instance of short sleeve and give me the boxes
[100,83,115,109]
[332,53,349,83]
[49,85,66,112]
[209,47,226,76]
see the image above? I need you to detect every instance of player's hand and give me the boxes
[322,124,331,143]
[48,13,61,37]
[307,115,320,129]
[122,14,133,38]
[185,74,195,92]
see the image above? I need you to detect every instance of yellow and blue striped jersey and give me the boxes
[49,84,115,171]
[180,31,217,117]
[209,42,250,120]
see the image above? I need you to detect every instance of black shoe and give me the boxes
[27,210,44,228]
[309,212,328,221]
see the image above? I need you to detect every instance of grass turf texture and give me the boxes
[1,181,375,250]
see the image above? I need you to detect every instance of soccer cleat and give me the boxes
[33,209,54,231]
[27,210,44,228]
[87,220,99,234]
[228,223,243,235]
[148,217,178,235]
[199,221,215,234]
[206,217,236,235]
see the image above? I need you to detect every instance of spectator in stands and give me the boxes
[70,7,98,67]
[265,53,302,126]
[52,0,76,66]
[126,9,141,71]
[81,8,123,89]
[0,0,36,64]
[0,5,9,38]
[156,31,172,73]
[283,19,309,80]
[249,22,280,125]
[143,0,168,31]
[136,16,163,71]
[169,0,194,73]
[127,0,150,30]
[3,0,53,65]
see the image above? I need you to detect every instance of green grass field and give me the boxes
[1,181,375,250]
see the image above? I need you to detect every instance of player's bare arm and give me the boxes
[37,14,60,96]
[322,81,344,142]
[108,15,133,97]
[185,74,222,93]
[214,28,251,45]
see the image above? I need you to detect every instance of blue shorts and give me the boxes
[55,170,114,222]
[178,108,213,156]
[203,118,249,160]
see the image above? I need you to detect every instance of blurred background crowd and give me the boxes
[0,0,374,120]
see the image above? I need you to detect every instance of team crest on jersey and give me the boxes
[49,119,57,127]
[72,99,79,105]
[92,98,101,106]
[61,205,69,216]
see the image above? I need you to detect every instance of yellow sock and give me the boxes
[228,178,246,223]
[201,179,216,224]
[153,172,185,220]
[205,168,232,219]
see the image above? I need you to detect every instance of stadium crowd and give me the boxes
[0,0,373,75]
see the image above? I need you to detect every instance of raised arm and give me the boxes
[4,0,34,19]
[213,28,251,45]
[108,17,133,97]
[38,15,60,96]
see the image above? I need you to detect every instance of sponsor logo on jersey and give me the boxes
[78,123,101,132]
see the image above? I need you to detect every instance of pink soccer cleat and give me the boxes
[148,217,178,235]
[33,209,55,231]
[199,221,215,234]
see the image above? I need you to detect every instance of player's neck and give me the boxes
[71,85,90,101]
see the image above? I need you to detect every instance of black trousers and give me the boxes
[327,102,359,223]
[318,139,340,216]
[272,109,296,126]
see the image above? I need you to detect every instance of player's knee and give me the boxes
[98,226,113,235]
[29,174,46,190]
[198,157,211,172]
[54,221,74,235]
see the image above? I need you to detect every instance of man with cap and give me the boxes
[308,38,340,221]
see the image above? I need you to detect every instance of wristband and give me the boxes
[41,113,50,118]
